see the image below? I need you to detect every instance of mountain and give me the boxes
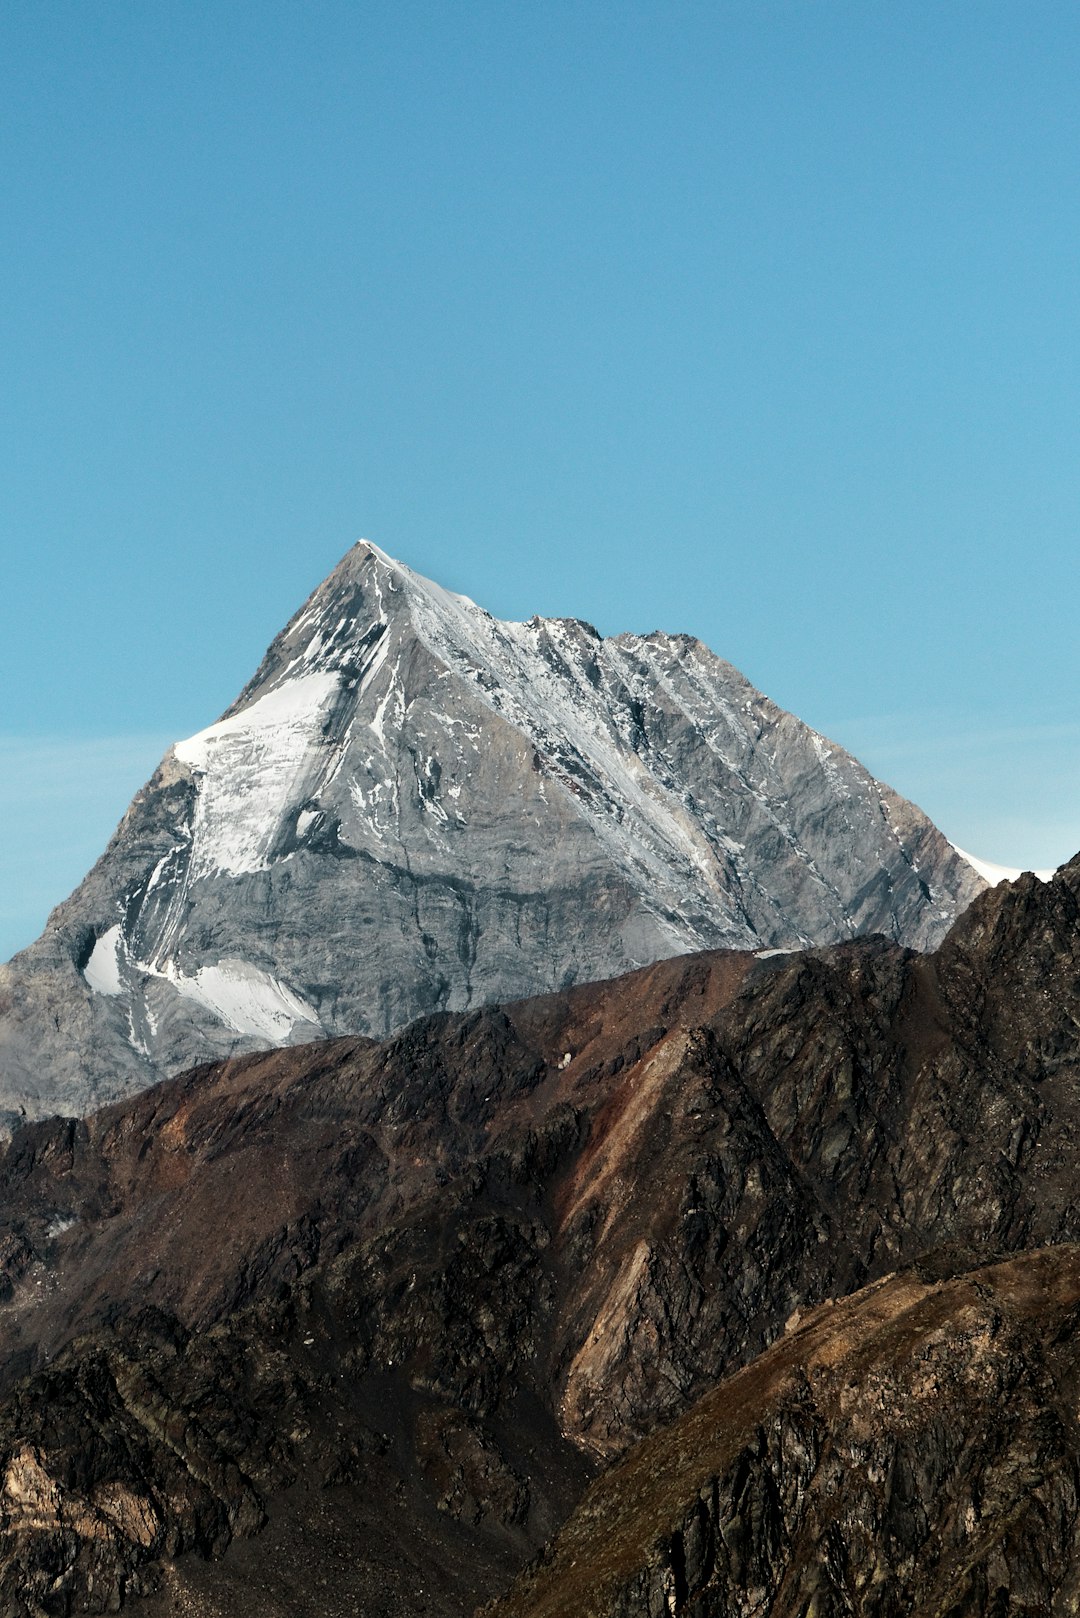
[0,542,984,1124]
[0,856,1076,1613]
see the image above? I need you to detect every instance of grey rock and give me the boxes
[0,542,984,1121]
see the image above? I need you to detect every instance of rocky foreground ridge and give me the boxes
[490,1247,1080,1618]
[0,856,1075,1613]
[0,541,983,1123]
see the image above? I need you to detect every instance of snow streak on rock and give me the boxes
[174,671,342,880]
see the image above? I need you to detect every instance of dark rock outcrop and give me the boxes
[489,1247,1080,1618]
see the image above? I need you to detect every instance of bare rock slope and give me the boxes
[490,1247,1080,1618]
[0,543,982,1121]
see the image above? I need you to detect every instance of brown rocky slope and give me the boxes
[489,1246,1080,1618]
[0,856,1076,1612]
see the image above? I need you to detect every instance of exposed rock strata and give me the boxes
[0,859,1076,1610]
[0,542,983,1122]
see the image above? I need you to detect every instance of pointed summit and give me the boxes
[0,542,985,1123]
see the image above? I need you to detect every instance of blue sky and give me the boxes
[3,1,1079,958]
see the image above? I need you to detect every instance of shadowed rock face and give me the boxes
[0,860,1077,1613]
[488,1248,1080,1618]
[0,541,983,1124]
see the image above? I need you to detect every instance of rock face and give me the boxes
[0,858,1076,1612]
[0,542,982,1122]
[489,1248,1080,1618]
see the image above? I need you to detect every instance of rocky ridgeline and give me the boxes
[490,1249,1080,1618]
[0,858,1075,1612]
[0,541,982,1123]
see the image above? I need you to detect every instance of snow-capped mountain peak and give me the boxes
[0,540,986,1123]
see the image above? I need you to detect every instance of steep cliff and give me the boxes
[490,1248,1080,1618]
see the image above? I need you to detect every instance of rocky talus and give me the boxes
[0,858,1075,1612]
[0,541,983,1123]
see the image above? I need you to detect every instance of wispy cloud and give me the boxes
[0,734,173,961]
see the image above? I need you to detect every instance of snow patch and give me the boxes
[951,845,1056,886]
[164,958,320,1042]
[173,671,340,879]
[87,918,320,1045]
[83,925,124,996]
